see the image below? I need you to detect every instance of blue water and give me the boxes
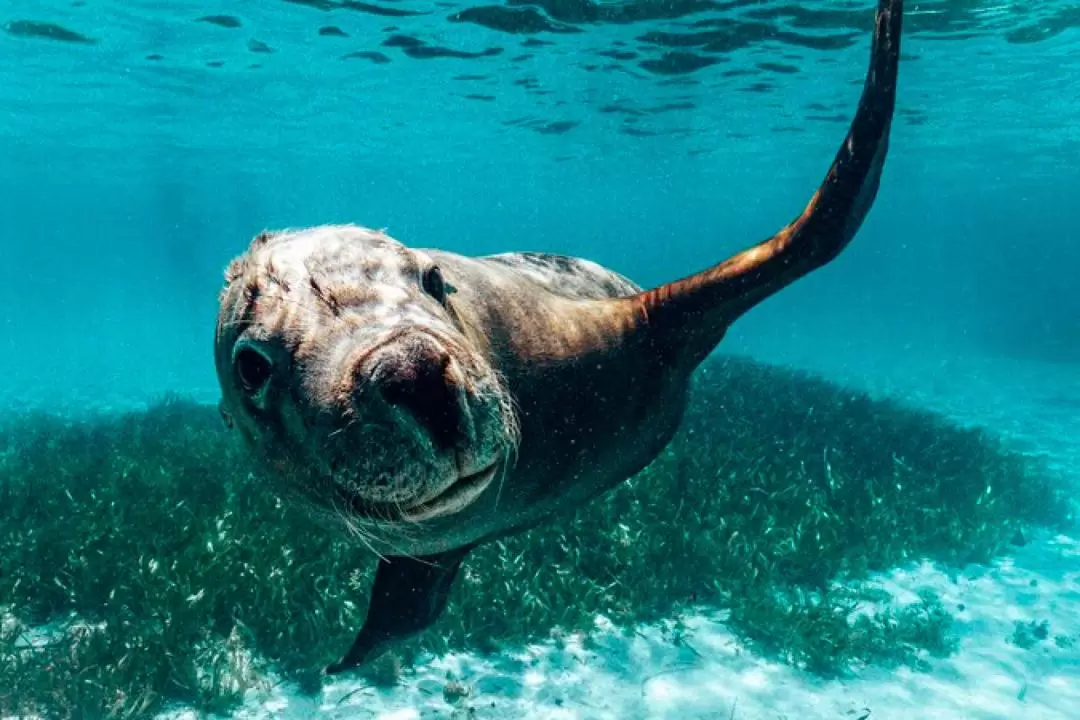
[2,0,1077,414]
[1,2,1079,715]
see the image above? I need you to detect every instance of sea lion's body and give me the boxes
[214,0,905,675]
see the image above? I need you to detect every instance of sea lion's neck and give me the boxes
[432,251,692,512]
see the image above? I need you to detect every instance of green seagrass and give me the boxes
[0,354,1071,717]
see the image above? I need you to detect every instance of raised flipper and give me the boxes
[325,545,473,675]
[631,0,904,365]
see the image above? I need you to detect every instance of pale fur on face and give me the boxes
[214,224,519,548]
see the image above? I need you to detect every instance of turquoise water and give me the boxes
[2,0,1077,413]
[2,1,1079,717]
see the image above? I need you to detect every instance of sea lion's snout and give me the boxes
[362,333,471,453]
[340,330,502,523]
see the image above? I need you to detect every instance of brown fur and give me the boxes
[213,0,904,674]
[215,226,680,556]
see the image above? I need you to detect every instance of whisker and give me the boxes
[335,506,386,562]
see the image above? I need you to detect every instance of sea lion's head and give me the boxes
[214,225,519,535]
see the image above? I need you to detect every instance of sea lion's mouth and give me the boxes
[400,461,499,523]
[333,461,499,524]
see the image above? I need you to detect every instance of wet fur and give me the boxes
[214,0,905,675]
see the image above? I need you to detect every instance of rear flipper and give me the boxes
[636,0,905,366]
[325,545,473,675]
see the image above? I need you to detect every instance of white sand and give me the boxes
[151,537,1079,720]
[146,348,1078,720]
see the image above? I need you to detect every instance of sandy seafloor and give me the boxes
[6,343,1079,720]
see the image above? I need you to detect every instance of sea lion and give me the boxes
[214,0,904,675]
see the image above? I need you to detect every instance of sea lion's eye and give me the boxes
[235,346,273,395]
[421,265,449,303]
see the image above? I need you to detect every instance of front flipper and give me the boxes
[325,545,474,675]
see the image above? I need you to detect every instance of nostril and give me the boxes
[235,346,273,395]
[378,350,463,451]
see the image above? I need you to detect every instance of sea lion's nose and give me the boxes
[371,336,466,451]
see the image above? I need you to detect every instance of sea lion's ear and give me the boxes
[324,545,475,675]
[629,0,904,367]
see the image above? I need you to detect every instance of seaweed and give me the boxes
[0,354,1072,716]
